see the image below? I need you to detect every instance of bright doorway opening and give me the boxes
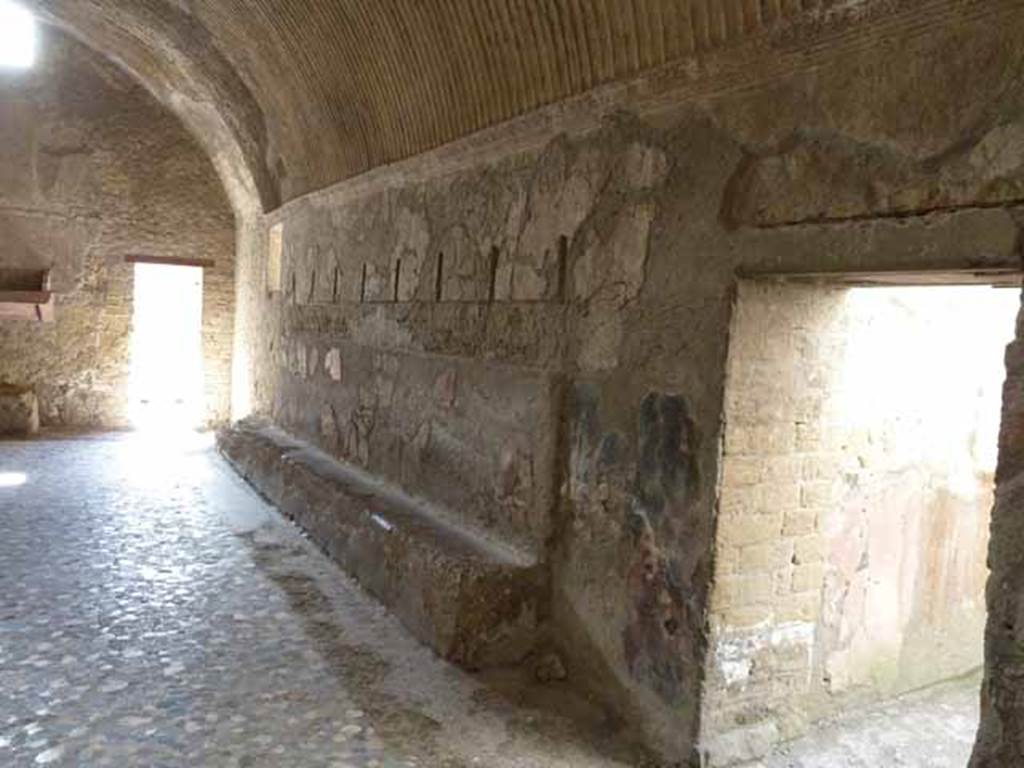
[704,280,1020,766]
[129,262,204,431]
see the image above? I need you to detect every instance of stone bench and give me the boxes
[218,418,546,670]
[0,385,39,436]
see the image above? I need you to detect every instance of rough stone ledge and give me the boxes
[218,418,547,670]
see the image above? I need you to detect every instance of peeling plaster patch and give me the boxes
[623,144,670,190]
[363,261,391,302]
[350,308,414,349]
[719,658,753,687]
[392,207,430,301]
[320,403,340,449]
[439,225,487,301]
[575,202,656,371]
[325,348,342,382]
[623,393,702,705]
[715,621,816,688]
[373,354,399,401]
[574,202,654,307]
[624,507,692,705]
[577,316,624,372]
[501,142,606,301]
[267,223,284,292]
[967,122,1024,178]
[434,369,457,408]
[635,393,700,521]
[729,120,1024,227]
[703,721,781,768]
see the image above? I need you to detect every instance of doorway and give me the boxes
[703,279,1019,765]
[129,262,204,430]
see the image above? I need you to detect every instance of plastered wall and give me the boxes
[228,4,1024,763]
[0,29,235,427]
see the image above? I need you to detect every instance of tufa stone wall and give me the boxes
[0,29,235,428]
[226,3,1024,763]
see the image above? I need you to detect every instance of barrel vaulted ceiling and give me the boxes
[27,0,845,212]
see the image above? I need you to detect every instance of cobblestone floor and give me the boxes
[0,433,640,768]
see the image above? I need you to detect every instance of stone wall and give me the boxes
[705,282,1014,764]
[228,4,1024,763]
[972,299,1024,767]
[0,29,235,428]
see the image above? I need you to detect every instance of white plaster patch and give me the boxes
[325,348,342,382]
[719,658,752,687]
[715,621,816,687]
[370,514,394,533]
[267,223,283,293]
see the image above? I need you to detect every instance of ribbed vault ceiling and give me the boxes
[27,0,834,211]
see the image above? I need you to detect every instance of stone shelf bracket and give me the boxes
[0,269,54,322]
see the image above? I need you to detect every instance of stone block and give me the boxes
[775,592,819,624]
[721,456,762,488]
[718,484,763,517]
[800,481,832,509]
[740,541,790,573]
[762,481,801,512]
[790,563,825,594]
[715,574,773,608]
[719,513,782,548]
[792,535,825,565]
[0,384,39,436]
[782,508,818,537]
[717,604,772,630]
[702,720,781,768]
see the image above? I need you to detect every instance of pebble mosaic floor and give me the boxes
[0,433,638,768]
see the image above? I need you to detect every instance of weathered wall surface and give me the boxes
[229,4,1024,763]
[0,29,235,427]
[707,283,1013,764]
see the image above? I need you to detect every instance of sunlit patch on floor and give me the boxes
[0,472,27,488]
